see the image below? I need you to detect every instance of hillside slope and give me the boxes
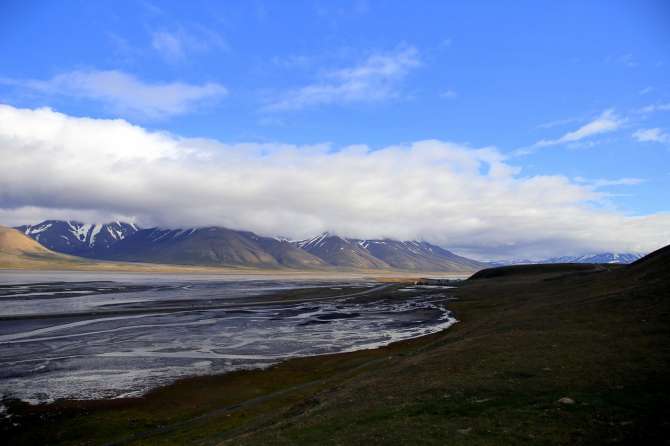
[296,233,391,269]
[0,225,87,268]
[100,227,329,269]
[359,239,486,271]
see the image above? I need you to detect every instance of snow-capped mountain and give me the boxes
[488,252,645,266]
[295,233,486,271]
[16,220,139,257]
[16,221,485,272]
[101,227,327,269]
[485,259,535,267]
[357,239,486,271]
[541,253,644,264]
[295,233,390,269]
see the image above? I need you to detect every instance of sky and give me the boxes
[0,0,669,259]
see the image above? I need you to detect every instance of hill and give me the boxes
[0,225,87,268]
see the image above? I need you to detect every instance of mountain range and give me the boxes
[14,220,487,272]
[487,252,645,266]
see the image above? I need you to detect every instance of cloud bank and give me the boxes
[0,104,668,259]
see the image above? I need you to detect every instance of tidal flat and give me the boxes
[0,272,458,406]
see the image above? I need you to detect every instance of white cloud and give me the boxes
[440,89,457,99]
[536,117,579,129]
[633,128,670,143]
[1,70,227,119]
[610,53,638,68]
[515,110,625,155]
[264,46,420,111]
[639,86,653,95]
[151,26,229,63]
[574,177,644,188]
[535,109,623,147]
[637,103,670,114]
[0,104,668,259]
[151,31,185,61]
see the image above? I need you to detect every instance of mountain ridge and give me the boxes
[16,220,139,257]
[487,252,645,266]
[14,221,485,272]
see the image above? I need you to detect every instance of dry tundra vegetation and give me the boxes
[2,246,669,446]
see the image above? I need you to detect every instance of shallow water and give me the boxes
[0,271,456,404]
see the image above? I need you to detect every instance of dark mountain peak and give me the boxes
[353,238,485,272]
[295,232,343,249]
[16,220,140,256]
[295,233,389,269]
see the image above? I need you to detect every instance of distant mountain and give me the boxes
[16,220,139,257]
[100,227,327,269]
[296,233,391,269]
[488,252,644,266]
[295,233,486,272]
[485,259,535,267]
[356,239,486,271]
[542,253,644,264]
[16,221,484,272]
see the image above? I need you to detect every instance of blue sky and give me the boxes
[0,0,669,257]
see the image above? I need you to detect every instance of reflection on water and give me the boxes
[0,271,456,404]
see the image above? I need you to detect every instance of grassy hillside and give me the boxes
[0,225,89,269]
[3,250,669,445]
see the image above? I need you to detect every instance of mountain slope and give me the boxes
[358,239,486,271]
[295,233,485,271]
[100,227,328,269]
[243,233,328,269]
[16,220,139,257]
[0,225,86,268]
[296,233,391,269]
